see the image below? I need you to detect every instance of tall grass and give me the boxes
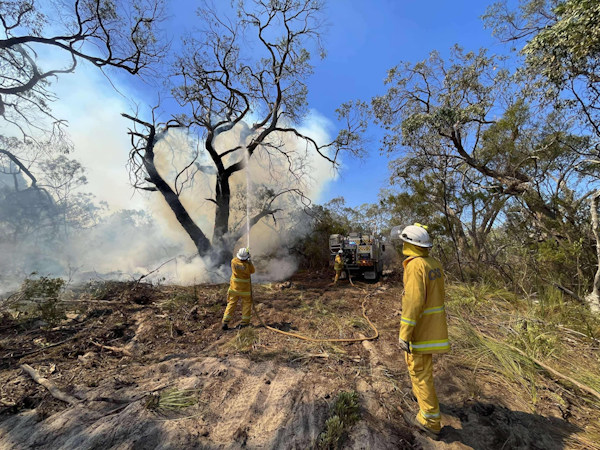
[450,318,539,405]
[447,279,600,439]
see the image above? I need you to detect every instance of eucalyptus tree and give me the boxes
[124,0,367,263]
[372,47,596,286]
[484,0,600,308]
[0,135,102,243]
[485,0,600,139]
[0,0,167,248]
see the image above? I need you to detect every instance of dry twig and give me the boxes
[91,341,133,357]
[1,336,77,361]
[20,364,80,405]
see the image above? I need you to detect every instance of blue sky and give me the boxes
[155,0,510,207]
[306,0,508,206]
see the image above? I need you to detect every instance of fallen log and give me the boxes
[20,364,79,405]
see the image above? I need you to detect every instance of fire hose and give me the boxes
[250,286,379,343]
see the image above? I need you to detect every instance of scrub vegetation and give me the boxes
[1,0,600,449]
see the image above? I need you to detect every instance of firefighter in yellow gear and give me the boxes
[222,247,255,330]
[333,250,344,284]
[398,224,449,437]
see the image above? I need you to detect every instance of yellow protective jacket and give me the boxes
[228,257,255,297]
[400,245,449,354]
[334,254,344,271]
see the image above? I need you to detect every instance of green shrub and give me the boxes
[317,416,344,450]
[316,391,360,449]
[19,275,65,324]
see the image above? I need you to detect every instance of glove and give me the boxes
[399,338,411,353]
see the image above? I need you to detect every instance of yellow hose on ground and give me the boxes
[250,286,379,343]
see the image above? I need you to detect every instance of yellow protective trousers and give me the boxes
[405,352,441,432]
[222,292,252,325]
[334,270,342,283]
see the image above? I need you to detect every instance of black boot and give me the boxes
[221,323,229,331]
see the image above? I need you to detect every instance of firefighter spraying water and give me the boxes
[220,148,255,331]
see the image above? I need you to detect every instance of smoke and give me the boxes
[143,114,337,283]
[0,45,338,291]
[0,109,337,293]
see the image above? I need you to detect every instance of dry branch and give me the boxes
[20,364,79,405]
[91,341,133,357]
[132,258,175,290]
[290,353,330,362]
[1,336,77,360]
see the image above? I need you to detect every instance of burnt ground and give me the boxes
[0,269,598,449]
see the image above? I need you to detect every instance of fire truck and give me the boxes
[329,232,385,280]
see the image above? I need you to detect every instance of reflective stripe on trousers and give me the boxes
[228,288,252,296]
[401,316,417,326]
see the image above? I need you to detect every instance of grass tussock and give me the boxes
[226,327,259,353]
[161,289,198,312]
[450,318,539,404]
[447,280,600,441]
[145,387,198,412]
[315,391,360,450]
[446,283,522,314]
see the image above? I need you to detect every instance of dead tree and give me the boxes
[124,0,366,264]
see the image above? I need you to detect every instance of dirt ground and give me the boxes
[0,270,598,449]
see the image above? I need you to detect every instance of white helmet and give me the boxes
[338,250,343,254]
[237,247,250,260]
[399,223,432,248]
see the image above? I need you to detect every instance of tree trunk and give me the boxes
[143,154,211,256]
[586,190,600,312]
[211,174,233,265]
[213,175,231,243]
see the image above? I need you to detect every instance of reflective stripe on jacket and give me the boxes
[229,257,255,295]
[399,255,449,354]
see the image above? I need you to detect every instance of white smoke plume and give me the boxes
[0,109,337,293]
[0,42,339,292]
[145,114,337,283]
